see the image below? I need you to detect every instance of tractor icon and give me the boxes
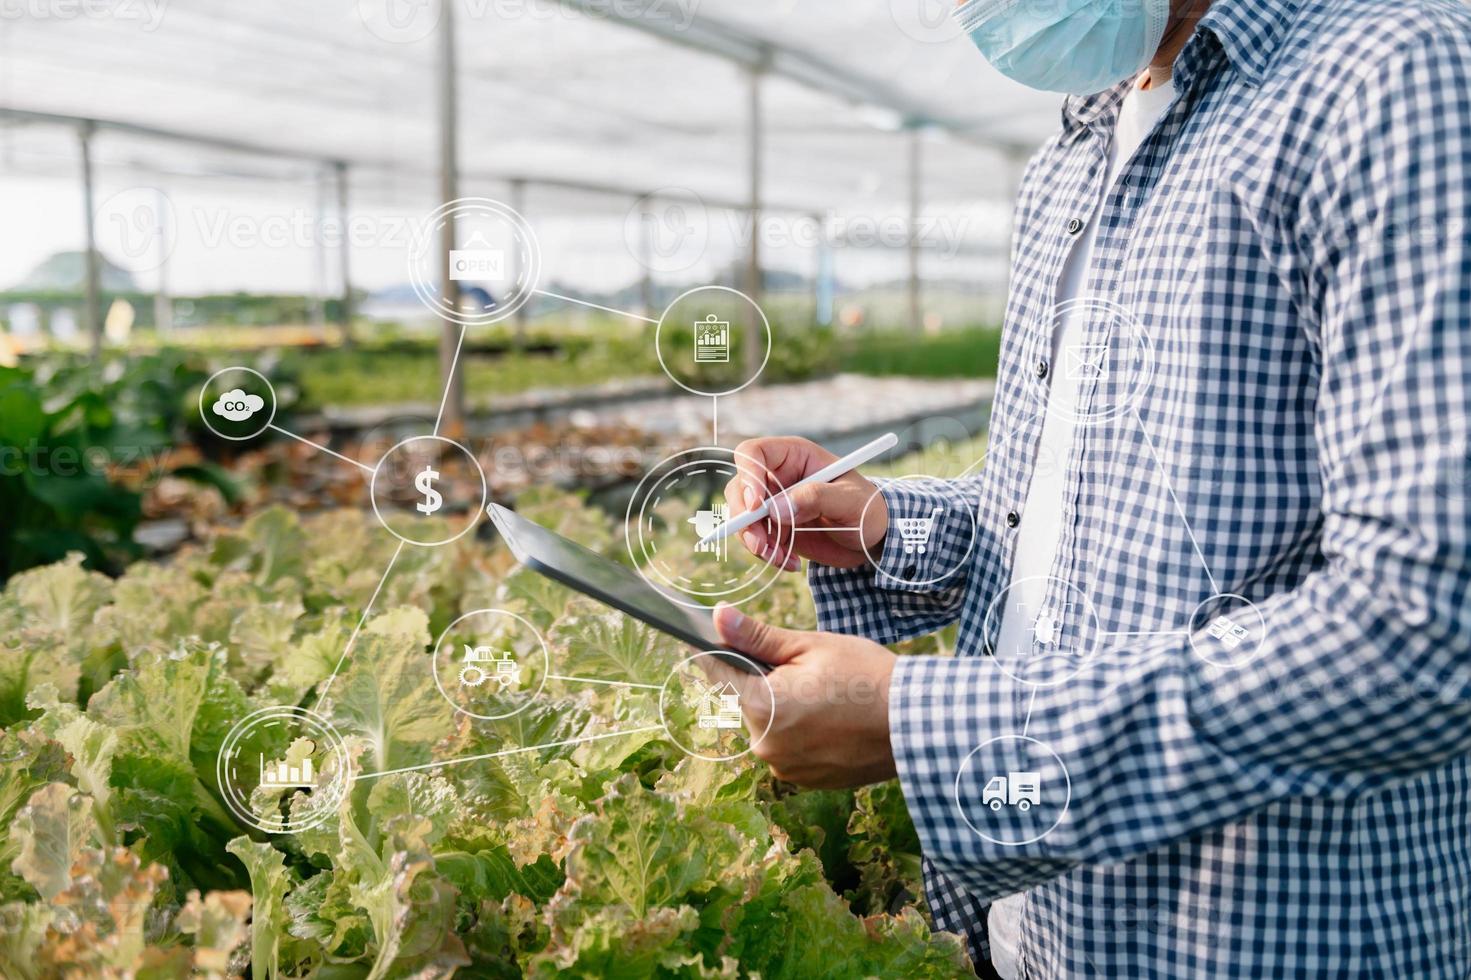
[459,646,521,691]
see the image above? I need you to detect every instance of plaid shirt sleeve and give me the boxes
[846,28,1471,905]
[807,478,988,642]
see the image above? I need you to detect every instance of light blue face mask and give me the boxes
[956,0,1172,96]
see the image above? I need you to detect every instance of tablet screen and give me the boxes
[487,504,766,673]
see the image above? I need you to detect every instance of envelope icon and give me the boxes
[1064,344,1108,382]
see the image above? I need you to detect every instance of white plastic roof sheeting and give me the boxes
[0,0,1062,296]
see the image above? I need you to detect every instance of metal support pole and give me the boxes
[438,1,464,431]
[510,177,528,347]
[744,64,764,378]
[311,167,328,334]
[908,127,923,334]
[334,161,354,348]
[78,122,102,355]
[638,200,654,317]
[813,211,833,327]
[153,186,173,335]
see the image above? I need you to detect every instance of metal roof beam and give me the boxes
[0,106,822,212]
[553,0,1030,153]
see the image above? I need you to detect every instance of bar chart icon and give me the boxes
[259,754,315,789]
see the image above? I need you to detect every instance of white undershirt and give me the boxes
[987,72,1176,980]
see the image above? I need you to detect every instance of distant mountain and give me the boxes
[11,251,139,292]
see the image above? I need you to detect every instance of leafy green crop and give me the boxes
[0,350,300,582]
[0,493,970,978]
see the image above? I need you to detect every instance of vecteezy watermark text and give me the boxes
[1,0,167,30]
[0,442,173,482]
[357,0,697,45]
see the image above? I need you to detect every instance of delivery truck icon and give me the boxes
[983,771,1041,811]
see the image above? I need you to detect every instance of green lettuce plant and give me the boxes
[0,494,969,978]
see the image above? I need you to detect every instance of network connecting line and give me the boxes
[353,725,666,782]
[313,539,406,709]
[435,322,470,437]
[210,200,785,837]
[1021,688,1039,737]
[1129,406,1222,596]
[1101,628,1191,638]
[532,287,658,324]
[265,423,377,475]
[935,318,1287,848]
[546,673,664,691]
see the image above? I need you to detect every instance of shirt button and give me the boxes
[1006,510,1021,528]
[1067,217,1086,236]
[1036,358,1049,379]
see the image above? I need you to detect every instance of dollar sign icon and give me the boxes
[415,465,443,515]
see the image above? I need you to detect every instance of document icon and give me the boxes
[694,314,730,363]
[1064,344,1108,382]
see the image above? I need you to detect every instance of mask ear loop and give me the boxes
[1141,0,1174,65]
[955,0,1025,33]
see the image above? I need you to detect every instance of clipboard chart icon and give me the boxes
[694,313,730,363]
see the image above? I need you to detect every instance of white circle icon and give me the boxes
[216,706,349,835]
[408,198,541,328]
[199,366,277,442]
[370,435,487,547]
[658,651,775,761]
[654,286,771,397]
[859,475,978,588]
[1188,593,1268,669]
[1028,298,1155,425]
[981,576,1102,687]
[626,447,794,608]
[431,609,549,720]
[955,735,1071,846]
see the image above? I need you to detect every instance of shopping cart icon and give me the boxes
[896,507,942,555]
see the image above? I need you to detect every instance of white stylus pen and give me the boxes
[697,431,900,547]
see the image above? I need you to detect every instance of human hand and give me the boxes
[707,604,897,789]
[723,436,889,572]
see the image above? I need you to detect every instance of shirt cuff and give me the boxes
[871,479,975,593]
[888,655,1074,904]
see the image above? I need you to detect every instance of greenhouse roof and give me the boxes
[0,0,1062,216]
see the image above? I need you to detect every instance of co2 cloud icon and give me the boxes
[212,388,265,422]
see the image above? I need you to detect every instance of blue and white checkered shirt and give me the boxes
[810,0,1471,975]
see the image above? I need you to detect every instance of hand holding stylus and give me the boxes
[719,433,894,571]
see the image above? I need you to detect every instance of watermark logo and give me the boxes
[725,210,975,259]
[358,0,442,45]
[94,186,177,273]
[623,189,709,275]
[888,0,964,44]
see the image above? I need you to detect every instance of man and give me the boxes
[709,0,1471,976]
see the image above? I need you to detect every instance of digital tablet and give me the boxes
[486,503,771,675]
